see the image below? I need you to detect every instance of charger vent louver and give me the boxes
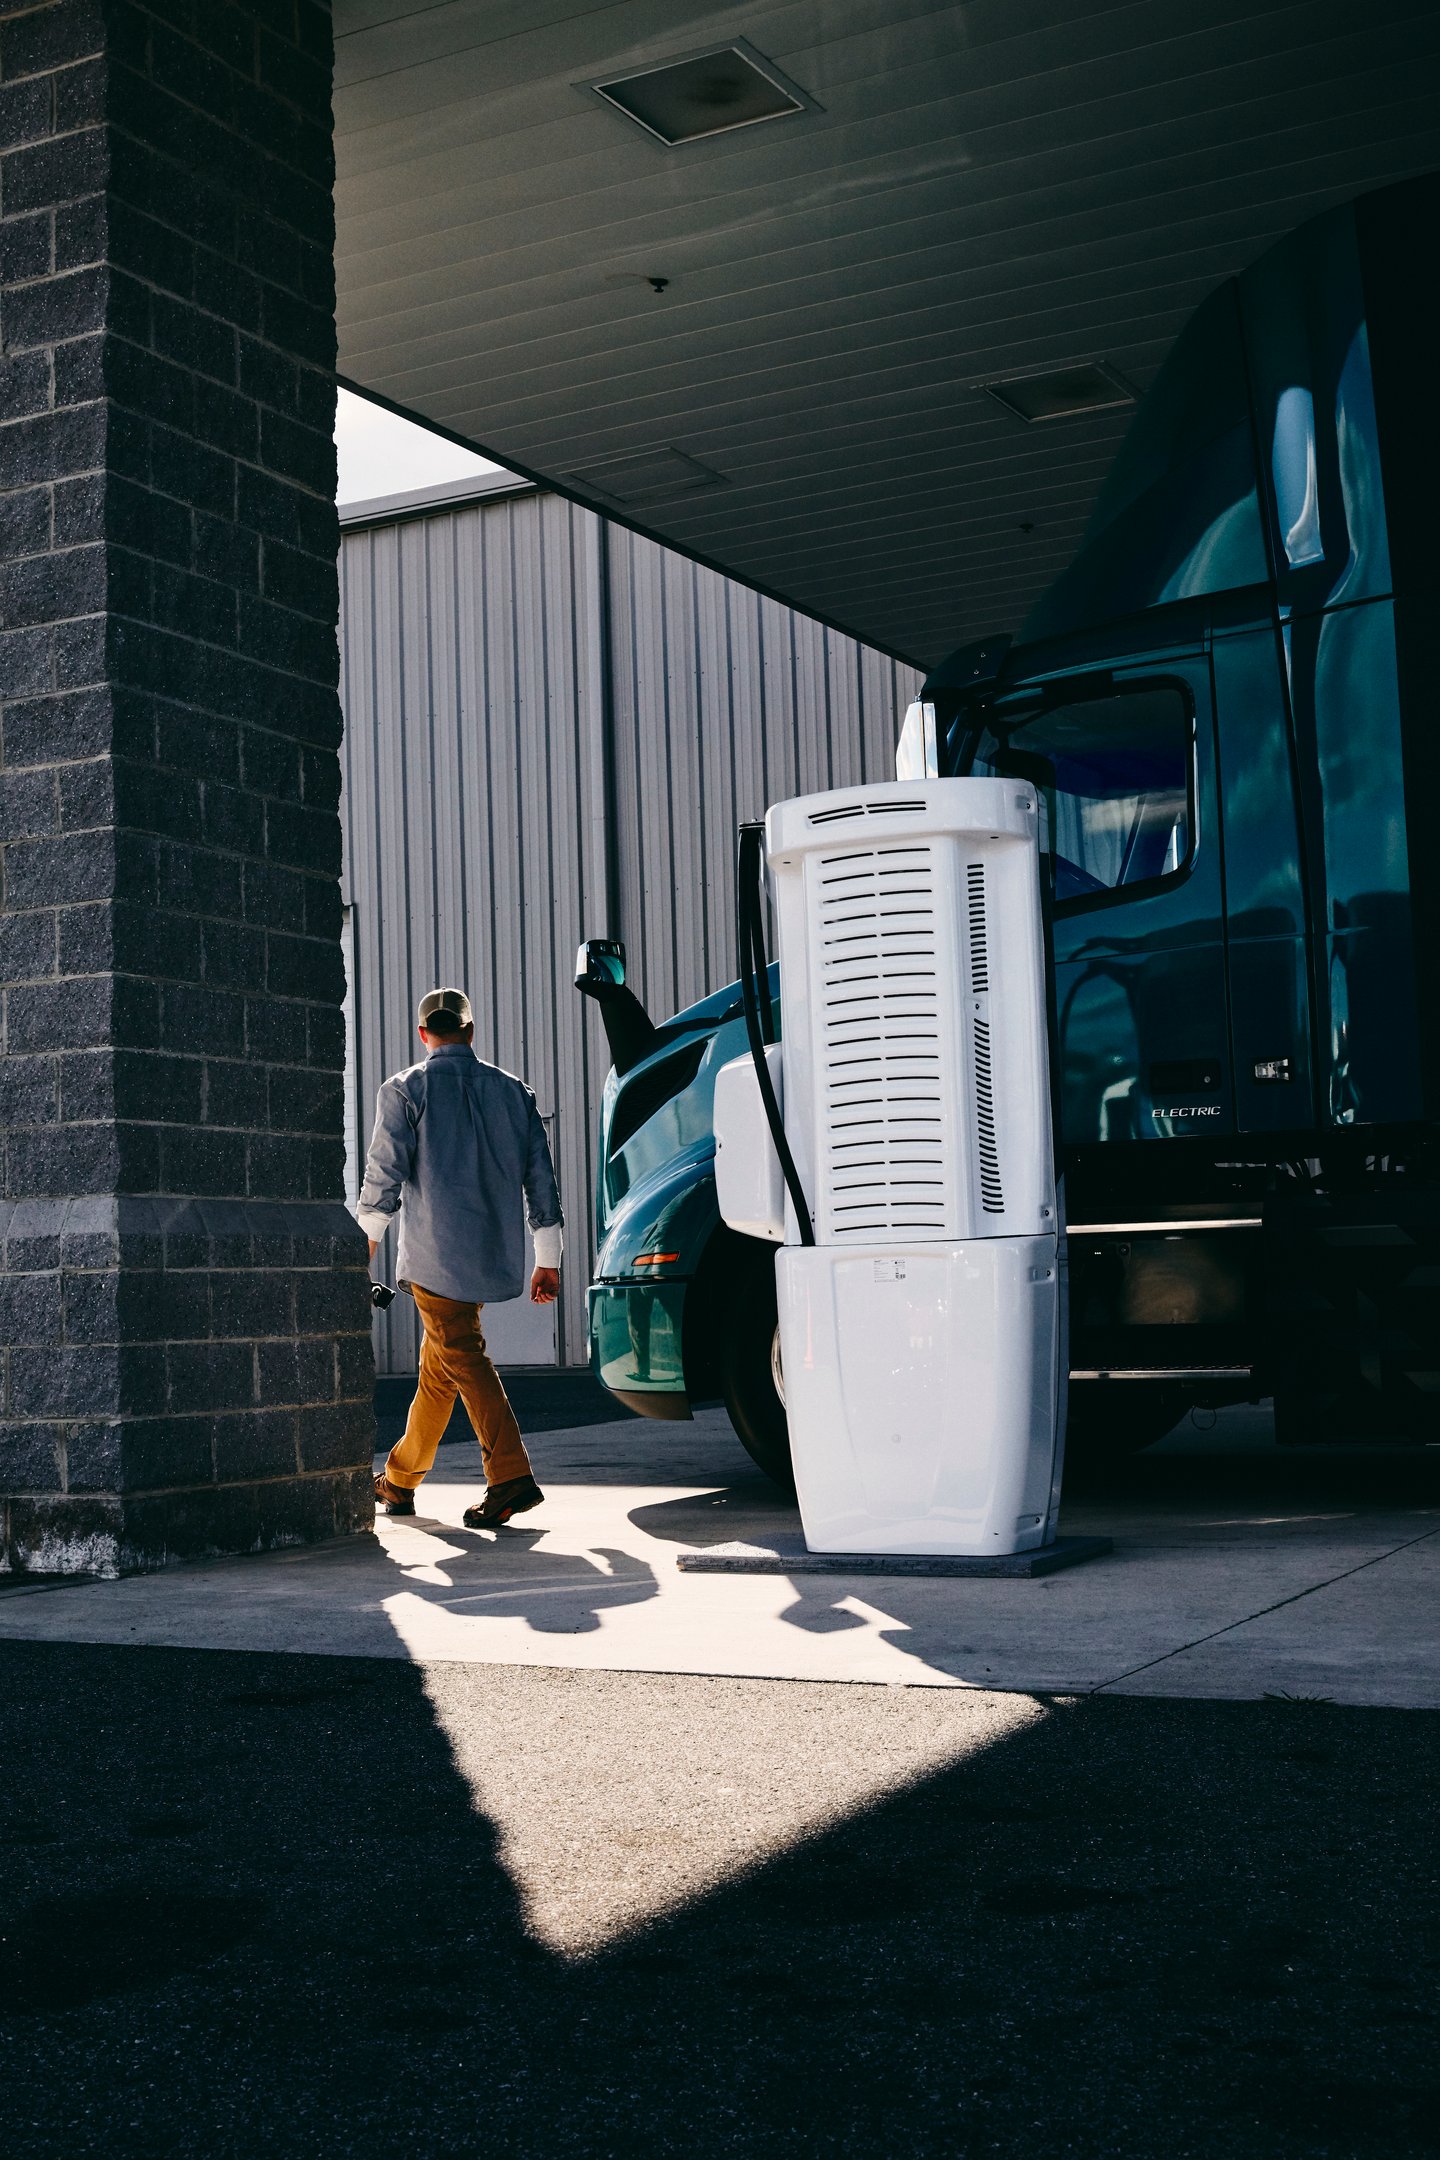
[815,843,953,1239]
[966,862,1004,1213]
[967,862,990,993]
[808,798,924,827]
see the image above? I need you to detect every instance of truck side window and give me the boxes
[965,684,1193,908]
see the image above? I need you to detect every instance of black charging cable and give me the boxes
[735,822,815,1247]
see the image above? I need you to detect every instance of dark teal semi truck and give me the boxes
[577,173,1440,1480]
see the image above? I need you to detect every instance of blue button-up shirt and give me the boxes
[357,1045,563,1305]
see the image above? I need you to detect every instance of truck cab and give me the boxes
[580,173,1440,1477]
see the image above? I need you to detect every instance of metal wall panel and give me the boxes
[605,524,922,1023]
[340,490,920,1370]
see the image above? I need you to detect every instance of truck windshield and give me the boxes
[947,683,1193,906]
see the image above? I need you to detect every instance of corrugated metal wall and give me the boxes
[339,485,920,1370]
[606,525,922,1024]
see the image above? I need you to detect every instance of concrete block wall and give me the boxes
[0,0,374,1573]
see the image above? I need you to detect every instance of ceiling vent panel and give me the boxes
[591,44,812,146]
[566,446,726,505]
[983,365,1136,424]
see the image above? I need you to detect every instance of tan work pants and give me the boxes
[384,1285,533,1492]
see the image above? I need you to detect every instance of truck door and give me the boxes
[1211,625,1316,1137]
[967,660,1228,1151]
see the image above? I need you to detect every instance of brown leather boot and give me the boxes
[463,1475,544,1528]
[373,1472,416,1517]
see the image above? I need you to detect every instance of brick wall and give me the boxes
[0,0,373,1574]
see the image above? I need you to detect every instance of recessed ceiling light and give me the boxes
[983,364,1136,424]
[591,43,813,146]
[566,447,726,505]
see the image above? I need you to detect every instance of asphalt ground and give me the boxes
[1,1639,1437,2160]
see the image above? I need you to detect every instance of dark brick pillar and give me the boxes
[0,0,374,1574]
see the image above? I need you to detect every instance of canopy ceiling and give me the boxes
[333,1,1440,667]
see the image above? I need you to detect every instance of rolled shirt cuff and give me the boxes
[356,1206,395,1242]
[532,1224,563,1271]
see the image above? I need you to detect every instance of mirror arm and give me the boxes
[577,981,657,1076]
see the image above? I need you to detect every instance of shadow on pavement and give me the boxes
[387,1521,660,1635]
[624,1408,1440,1688]
[1,1638,1437,2158]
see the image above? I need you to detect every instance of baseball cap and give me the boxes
[418,986,473,1030]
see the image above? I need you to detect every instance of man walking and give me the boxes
[357,988,563,1527]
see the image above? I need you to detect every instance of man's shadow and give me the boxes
[382,1520,660,1636]
[627,1488,893,1641]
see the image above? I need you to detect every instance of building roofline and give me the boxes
[336,377,924,668]
[338,467,538,532]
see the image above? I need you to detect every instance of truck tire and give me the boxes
[1064,1382,1189,1468]
[720,1258,795,1490]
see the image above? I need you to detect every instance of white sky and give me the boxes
[335,387,504,505]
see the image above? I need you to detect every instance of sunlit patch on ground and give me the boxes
[376,1482,976,1688]
[413,1662,1047,1955]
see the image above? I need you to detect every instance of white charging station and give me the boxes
[713,777,1066,1559]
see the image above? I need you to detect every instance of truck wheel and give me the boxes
[1065,1382,1189,1468]
[720,1259,795,1490]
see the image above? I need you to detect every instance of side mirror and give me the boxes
[575,938,627,996]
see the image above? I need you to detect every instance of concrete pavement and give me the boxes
[1,1405,1436,1707]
